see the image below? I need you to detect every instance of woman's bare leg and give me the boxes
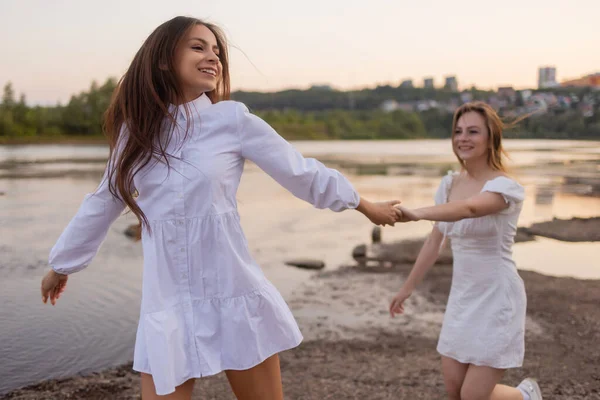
[225,354,284,400]
[140,373,195,400]
[441,356,469,400]
[460,365,523,400]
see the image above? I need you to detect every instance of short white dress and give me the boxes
[435,172,527,368]
[49,94,360,395]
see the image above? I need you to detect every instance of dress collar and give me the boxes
[168,93,213,121]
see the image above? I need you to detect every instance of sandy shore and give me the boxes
[4,254,599,400]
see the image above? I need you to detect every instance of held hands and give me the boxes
[393,205,420,223]
[41,270,68,306]
[358,199,401,226]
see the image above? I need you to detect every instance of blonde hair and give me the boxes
[451,102,511,172]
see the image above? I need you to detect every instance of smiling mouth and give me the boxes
[199,68,217,77]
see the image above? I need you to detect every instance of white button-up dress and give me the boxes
[49,94,360,395]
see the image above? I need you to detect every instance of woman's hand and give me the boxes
[389,287,413,317]
[41,270,68,306]
[358,199,401,226]
[394,205,420,223]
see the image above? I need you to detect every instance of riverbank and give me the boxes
[0,136,107,146]
[4,259,599,399]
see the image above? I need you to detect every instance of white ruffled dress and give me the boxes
[434,173,527,368]
[49,94,360,394]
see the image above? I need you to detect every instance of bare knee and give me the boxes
[444,380,462,400]
[443,369,465,400]
[441,356,469,400]
[447,392,461,400]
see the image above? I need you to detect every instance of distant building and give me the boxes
[519,90,533,102]
[488,96,502,110]
[380,100,400,112]
[460,92,474,103]
[380,99,414,112]
[416,100,439,111]
[400,79,413,88]
[444,76,458,92]
[526,93,556,113]
[423,77,434,89]
[538,66,558,89]
[498,86,515,98]
[557,95,572,109]
[497,86,517,103]
[561,72,600,89]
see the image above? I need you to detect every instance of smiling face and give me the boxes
[452,111,490,163]
[450,102,508,172]
[174,24,223,102]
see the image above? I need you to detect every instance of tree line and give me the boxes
[1,79,598,142]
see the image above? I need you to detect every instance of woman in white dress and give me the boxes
[390,102,543,400]
[39,16,401,400]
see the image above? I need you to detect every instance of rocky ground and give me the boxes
[4,217,599,400]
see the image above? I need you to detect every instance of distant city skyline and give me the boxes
[1,0,598,105]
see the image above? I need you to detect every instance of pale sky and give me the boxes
[1,0,598,105]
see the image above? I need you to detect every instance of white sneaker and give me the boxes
[517,378,543,400]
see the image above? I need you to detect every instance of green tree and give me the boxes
[0,83,16,136]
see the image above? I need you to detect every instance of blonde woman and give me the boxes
[390,102,542,400]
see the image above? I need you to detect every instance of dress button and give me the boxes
[180,247,185,252]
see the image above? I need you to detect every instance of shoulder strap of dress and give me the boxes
[446,172,459,202]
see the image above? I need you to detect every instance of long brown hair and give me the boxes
[451,102,513,172]
[103,16,231,228]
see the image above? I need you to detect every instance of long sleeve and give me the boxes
[236,103,359,211]
[49,138,131,274]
